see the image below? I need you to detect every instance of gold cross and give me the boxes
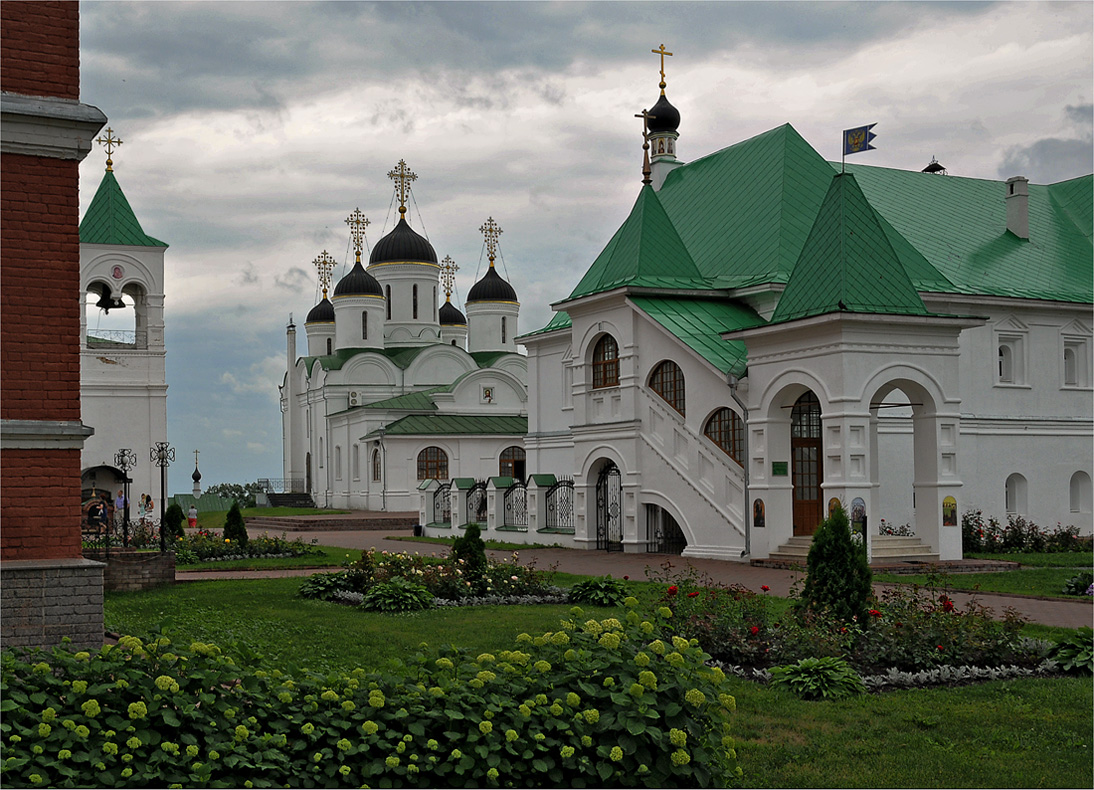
[651,44,673,93]
[440,255,458,301]
[387,159,418,218]
[312,250,337,298]
[479,217,503,267]
[344,208,370,262]
[193,449,200,466]
[96,127,123,172]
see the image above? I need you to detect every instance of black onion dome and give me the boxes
[439,300,467,326]
[192,467,202,482]
[647,93,680,134]
[333,261,384,297]
[466,267,518,303]
[306,297,335,323]
[369,217,438,265]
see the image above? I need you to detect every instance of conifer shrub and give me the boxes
[797,503,872,623]
[222,501,249,547]
[163,503,185,539]
[451,523,488,593]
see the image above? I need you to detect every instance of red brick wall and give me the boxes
[0,1,80,100]
[1,449,83,559]
[0,153,81,422]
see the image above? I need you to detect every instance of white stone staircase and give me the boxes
[768,534,938,564]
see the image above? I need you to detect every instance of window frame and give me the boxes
[649,360,686,415]
[591,335,620,389]
[703,407,744,464]
[416,446,448,480]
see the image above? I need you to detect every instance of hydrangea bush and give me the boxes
[1,603,740,788]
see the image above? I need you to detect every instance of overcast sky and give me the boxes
[77,1,1093,494]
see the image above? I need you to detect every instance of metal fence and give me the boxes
[503,480,527,528]
[433,483,451,525]
[466,480,487,526]
[545,477,574,532]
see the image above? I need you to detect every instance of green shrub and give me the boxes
[798,503,872,623]
[1062,571,1093,596]
[222,502,248,547]
[769,656,866,700]
[163,504,185,539]
[359,578,433,613]
[298,572,352,601]
[569,576,629,607]
[450,524,489,593]
[0,605,740,788]
[1048,627,1093,675]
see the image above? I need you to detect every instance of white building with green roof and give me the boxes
[280,165,528,512]
[79,137,169,506]
[518,73,1092,562]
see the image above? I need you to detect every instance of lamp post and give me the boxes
[150,441,175,552]
[114,448,137,547]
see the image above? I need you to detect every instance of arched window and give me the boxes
[361,311,368,340]
[351,444,360,480]
[649,360,685,415]
[704,408,744,464]
[318,437,324,468]
[998,345,1013,383]
[334,446,342,480]
[386,285,391,320]
[1064,346,1077,386]
[326,337,332,355]
[372,448,382,482]
[499,445,526,478]
[592,335,619,389]
[1005,473,1027,515]
[413,284,419,319]
[433,287,437,320]
[417,446,448,480]
[501,316,507,344]
[1070,471,1092,513]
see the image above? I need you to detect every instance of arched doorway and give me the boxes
[791,391,823,535]
[595,461,623,551]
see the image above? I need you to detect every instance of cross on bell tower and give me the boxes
[95,127,123,172]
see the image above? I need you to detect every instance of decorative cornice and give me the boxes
[1,419,94,450]
[1,93,107,161]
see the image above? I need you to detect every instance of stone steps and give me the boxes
[762,533,940,565]
[245,512,418,532]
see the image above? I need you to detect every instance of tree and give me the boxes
[798,503,873,623]
[163,503,185,539]
[451,523,488,594]
[223,501,249,547]
[205,482,263,509]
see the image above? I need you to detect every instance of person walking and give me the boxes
[187,503,198,529]
[114,489,128,530]
[87,496,106,535]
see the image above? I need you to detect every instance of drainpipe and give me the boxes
[728,373,750,558]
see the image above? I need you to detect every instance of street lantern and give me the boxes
[114,448,137,547]
[150,441,175,552]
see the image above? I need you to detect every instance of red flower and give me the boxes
[750,626,759,636]
[868,609,881,617]
[667,585,678,597]
[687,591,700,598]
[761,585,770,592]
[937,645,944,651]
[623,576,629,580]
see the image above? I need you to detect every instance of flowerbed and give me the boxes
[175,529,323,565]
[961,510,1087,554]
[299,548,559,611]
[0,603,740,788]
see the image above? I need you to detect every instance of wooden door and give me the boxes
[791,392,823,535]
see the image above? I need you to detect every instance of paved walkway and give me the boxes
[178,528,1093,629]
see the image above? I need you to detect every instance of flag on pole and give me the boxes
[843,124,877,156]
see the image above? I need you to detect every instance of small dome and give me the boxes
[333,261,384,297]
[647,93,680,134]
[306,297,335,323]
[467,267,518,303]
[369,217,438,265]
[439,300,467,326]
[192,467,202,482]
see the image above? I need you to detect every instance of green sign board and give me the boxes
[772,461,789,477]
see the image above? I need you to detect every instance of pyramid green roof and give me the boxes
[771,173,929,323]
[79,170,167,247]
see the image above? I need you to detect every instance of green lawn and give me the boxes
[195,507,350,531]
[965,551,1093,568]
[102,578,1093,788]
[874,566,1093,599]
[175,543,351,571]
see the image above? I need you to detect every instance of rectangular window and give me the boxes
[352,444,360,480]
[362,312,368,340]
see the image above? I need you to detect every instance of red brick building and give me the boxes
[1,1,108,647]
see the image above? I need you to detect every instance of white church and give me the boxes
[285,63,1092,563]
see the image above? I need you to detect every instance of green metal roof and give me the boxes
[362,386,448,411]
[521,311,571,339]
[771,173,929,323]
[567,185,708,299]
[470,350,518,368]
[631,297,763,377]
[79,170,167,247]
[382,414,528,436]
[305,345,429,375]
[843,163,1093,303]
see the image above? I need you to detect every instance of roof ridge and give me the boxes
[79,170,167,247]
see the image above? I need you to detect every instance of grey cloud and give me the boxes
[1065,103,1093,129]
[999,137,1094,183]
[275,266,313,291]
[235,262,260,286]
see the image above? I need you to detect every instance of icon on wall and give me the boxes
[851,497,866,535]
[828,497,842,518]
[753,499,765,528]
[942,496,957,526]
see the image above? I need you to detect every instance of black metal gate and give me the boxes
[466,480,487,526]
[433,482,451,525]
[595,463,623,551]
[650,509,687,555]
[503,481,527,528]
[545,478,574,531]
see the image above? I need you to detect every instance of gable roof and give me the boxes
[631,297,762,377]
[771,172,929,323]
[371,414,528,437]
[79,170,167,247]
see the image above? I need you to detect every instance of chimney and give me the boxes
[1005,176,1029,240]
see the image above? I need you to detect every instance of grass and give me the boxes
[194,507,349,531]
[965,551,1093,568]
[102,578,1093,789]
[874,567,1093,599]
[175,543,351,571]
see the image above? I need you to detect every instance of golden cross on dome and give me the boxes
[96,127,123,172]
[479,217,503,268]
[344,208,370,262]
[312,250,337,298]
[440,255,458,301]
[651,44,673,93]
[387,159,418,218]
[193,449,200,466]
